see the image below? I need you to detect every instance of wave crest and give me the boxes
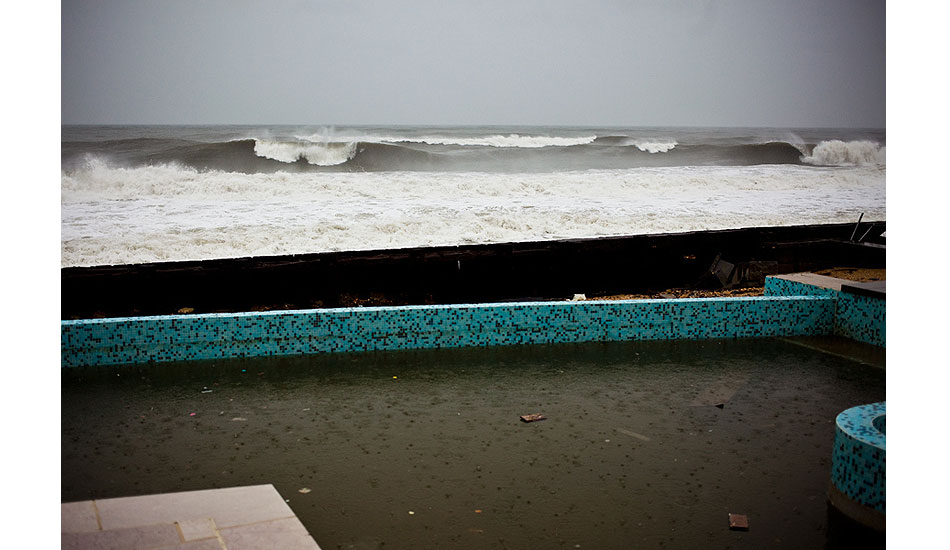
[384,134,597,148]
[629,139,678,153]
[802,140,885,166]
[253,139,358,166]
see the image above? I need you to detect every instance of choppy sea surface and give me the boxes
[61,125,885,267]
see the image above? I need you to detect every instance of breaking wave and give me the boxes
[380,134,598,148]
[629,139,678,153]
[801,140,886,167]
[62,138,842,174]
[253,139,358,166]
[60,125,887,268]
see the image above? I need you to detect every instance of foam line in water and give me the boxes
[62,162,886,267]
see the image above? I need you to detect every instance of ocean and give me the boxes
[61,125,885,268]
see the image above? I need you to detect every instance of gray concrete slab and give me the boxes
[61,522,181,550]
[172,540,226,550]
[93,485,295,531]
[61,501,100,533]
[176,518,217,542]
[841,280,886,300]
[219,517,321,550]
[773,272,845,291]
[61,485,321,550]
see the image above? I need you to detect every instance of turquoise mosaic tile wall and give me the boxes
[764,277,840,298]
[835,292,886,347]
[830,402,886,513]
[61,296,835,368]
[765,276,885,347]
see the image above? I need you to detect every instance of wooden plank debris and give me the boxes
[728,513,749,531]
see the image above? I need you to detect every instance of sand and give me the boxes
[588,268,885,302]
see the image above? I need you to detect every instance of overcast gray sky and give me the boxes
[61,0,885,127]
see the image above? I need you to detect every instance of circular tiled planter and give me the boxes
[828,401,885,531]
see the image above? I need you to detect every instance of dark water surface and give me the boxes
[62,339,884,549]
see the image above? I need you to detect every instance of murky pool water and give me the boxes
[62,338,884,549]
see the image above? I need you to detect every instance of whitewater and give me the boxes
[61,126,885,267]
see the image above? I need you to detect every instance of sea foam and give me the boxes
[627,139,678,153]
[62,160,885,267]
[802,140,885,166]
[253,139,358,165]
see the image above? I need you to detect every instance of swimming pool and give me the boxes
[61,337,884,549]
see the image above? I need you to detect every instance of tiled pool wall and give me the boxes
[62,274,884,368]
[834,292,886,348]
[62,296,834,368]
[764,277,841,298]
[828,401,886,530]
[764,277,886,347]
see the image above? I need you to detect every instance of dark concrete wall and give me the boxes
[61,222,885,319]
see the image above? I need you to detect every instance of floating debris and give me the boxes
[298,488,311,494]
[201,387,212,394]
[616,428,650,441]
[520,413,546,423]
[728,513,749,531]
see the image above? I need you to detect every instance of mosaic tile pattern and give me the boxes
[835,292,886,347]
[61,296,835,368]
[830,402,886,514]
[764,277,840,298]
[767,275,885,348]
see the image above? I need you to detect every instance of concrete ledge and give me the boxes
[61,221,886,319]
[769,272,847,291]
[841,280,886,300]
[61,485,322,550]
